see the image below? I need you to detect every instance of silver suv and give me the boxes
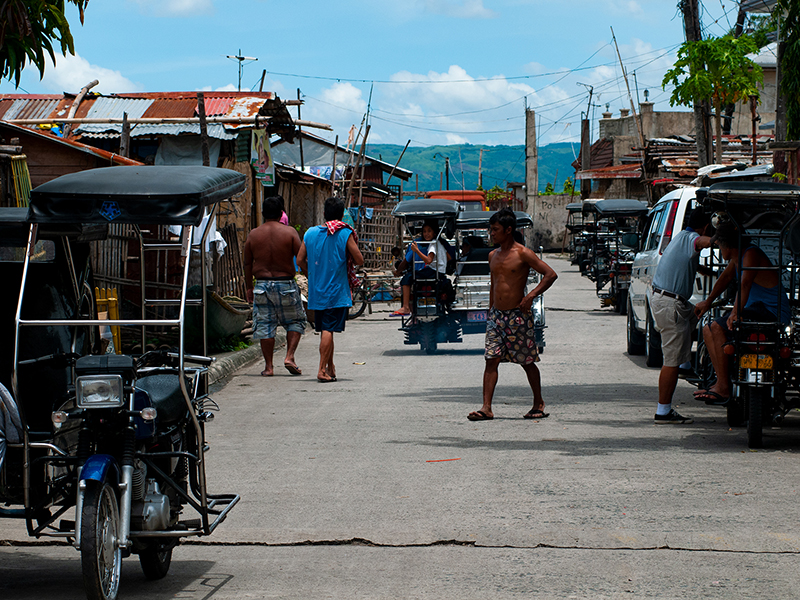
[627,187,706,366]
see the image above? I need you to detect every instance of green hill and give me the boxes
[367,142,579,194]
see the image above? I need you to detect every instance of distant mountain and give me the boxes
[366,142,580,193]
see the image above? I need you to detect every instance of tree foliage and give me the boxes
[662,34,764,163]
[0,1,88,87]
[777,0,800,140]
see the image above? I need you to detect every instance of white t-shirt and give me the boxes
[426,240,448,274]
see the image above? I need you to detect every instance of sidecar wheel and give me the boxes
[138,541,173,580]
[81,482,122,600]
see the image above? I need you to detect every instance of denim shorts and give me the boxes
[252,279,306,339]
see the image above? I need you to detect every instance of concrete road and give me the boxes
[3,256,800,599]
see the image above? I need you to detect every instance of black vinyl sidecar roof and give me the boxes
[456,210,533,229]
[391,198,461,219]
[28,166,247,226]
[584,198,649,217]
[566,202,583,213]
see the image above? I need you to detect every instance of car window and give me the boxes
[644,206,666,251]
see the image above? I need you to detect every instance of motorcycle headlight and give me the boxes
[76,375,124,408]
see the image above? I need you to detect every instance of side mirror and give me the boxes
[621,232,639,249]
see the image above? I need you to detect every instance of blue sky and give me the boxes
[2,0,740,147]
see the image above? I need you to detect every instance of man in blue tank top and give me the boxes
[297,197,364,383]
[649,207,714,424]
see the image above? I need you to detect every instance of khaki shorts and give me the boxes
[649,290,697,368]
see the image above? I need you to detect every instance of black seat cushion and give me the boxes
[136,373,189,425]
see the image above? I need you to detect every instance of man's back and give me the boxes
[303,226,352,310]
[245,221,300,279]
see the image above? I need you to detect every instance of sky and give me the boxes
[1,0,744,148]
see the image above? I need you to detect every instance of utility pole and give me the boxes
[525,108,538,248]
[680,0,710,166]
[478,148,486,189]
[445,156,450,190]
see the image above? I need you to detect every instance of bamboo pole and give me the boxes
[5,116,332,130]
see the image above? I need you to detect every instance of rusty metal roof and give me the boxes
[0,120,142,166]
[576,164,642,180]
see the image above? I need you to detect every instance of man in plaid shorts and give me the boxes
[244,196,306,377]
[467,208,558,421]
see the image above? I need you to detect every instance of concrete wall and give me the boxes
[530,193,577,251]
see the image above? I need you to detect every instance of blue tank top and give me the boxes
[303,226,353,310]
[737,246,791,323]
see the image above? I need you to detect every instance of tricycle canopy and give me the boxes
[391,198,461,219]
[456,210,533,229]
[28,166,247,226]
[566,202,583,213]
[584,199,649,218]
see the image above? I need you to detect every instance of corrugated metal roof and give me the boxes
[1,98,62,122]
[79,123,238,140]
[202,97,234,117]
[74,97,153,136]
[142,98,197,119]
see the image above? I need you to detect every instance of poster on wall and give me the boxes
[251,129,275,185]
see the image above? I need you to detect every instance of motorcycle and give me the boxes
[0,166,243,600]
[698,181,800,448]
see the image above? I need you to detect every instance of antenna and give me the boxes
[226,49,258,91]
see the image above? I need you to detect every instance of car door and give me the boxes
[630,202,668,324]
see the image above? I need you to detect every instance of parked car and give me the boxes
[627,187,704,366]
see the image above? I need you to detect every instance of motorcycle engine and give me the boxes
[131,479,171,531]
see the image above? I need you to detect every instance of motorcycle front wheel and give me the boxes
[81,481,122,600]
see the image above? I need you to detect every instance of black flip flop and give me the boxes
[523,409,549,419]
[467,410,493,421]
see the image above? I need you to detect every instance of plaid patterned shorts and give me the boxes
[252,279,307,339]
[484,307,540,365]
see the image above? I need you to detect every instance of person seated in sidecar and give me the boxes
[391,220,448,316]
[694,222,791,404]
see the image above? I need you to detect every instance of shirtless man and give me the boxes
[468,207,558,421]
[244,196,306,377]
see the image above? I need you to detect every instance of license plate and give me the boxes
[417,297,436,306]
[467,310,487,322]
[740,354,774,369]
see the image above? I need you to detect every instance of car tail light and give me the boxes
[659,201,679,255]
[747,332,768,352]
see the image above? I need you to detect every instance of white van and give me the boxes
[627,187,708,366]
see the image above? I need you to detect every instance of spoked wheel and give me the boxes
[81,482,122,600]
[138,540,174,580]
[645,309,663,368]
[747,387,765,449]
[348,288,367,319]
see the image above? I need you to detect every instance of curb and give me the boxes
[207,332,285,384]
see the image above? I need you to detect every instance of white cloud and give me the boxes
[421,0,497,19]
[213,83,238,92]
[128,0,213,17]
[41,53,140,94]
[445,133,469,144]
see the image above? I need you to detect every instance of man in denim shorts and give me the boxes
[244,196,306,377]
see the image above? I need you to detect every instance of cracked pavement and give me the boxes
[3,256,800,599]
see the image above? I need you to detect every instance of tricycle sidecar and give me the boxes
[581,199,648,313]
[0,166,245,600]
[391,198,460,354]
